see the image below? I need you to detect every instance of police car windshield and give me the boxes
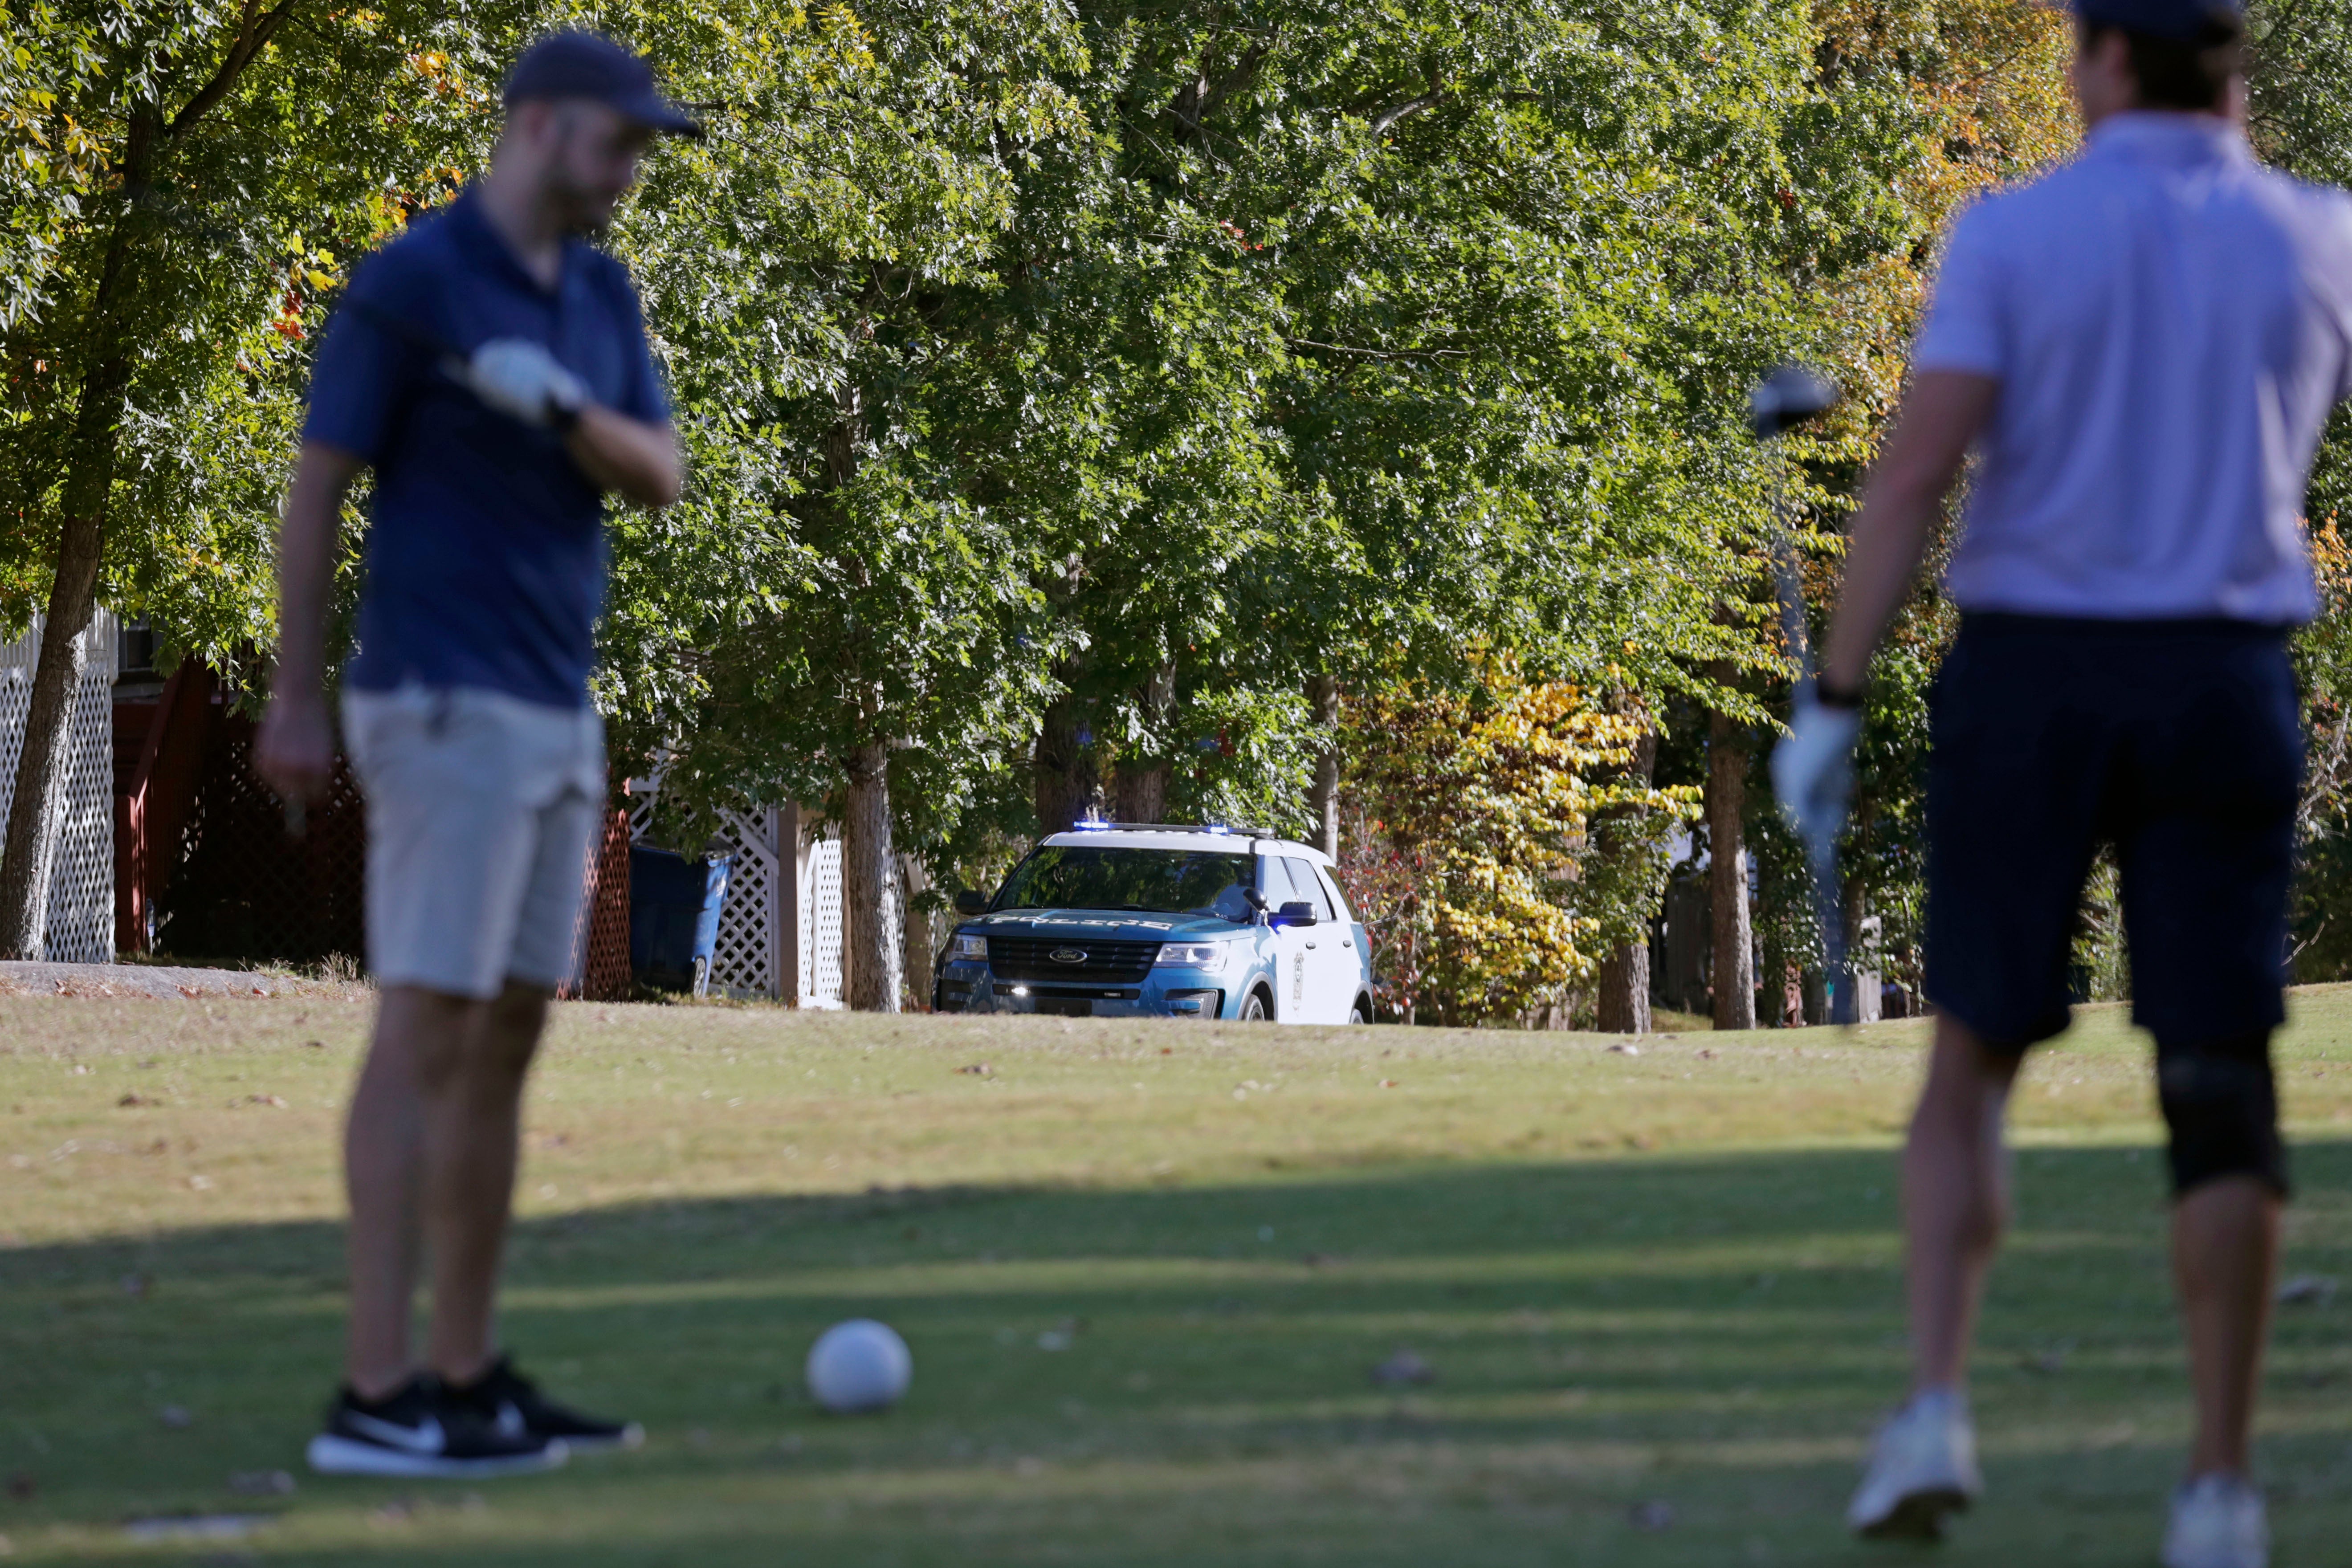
[994,846,1254,923]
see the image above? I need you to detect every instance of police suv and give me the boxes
[933,823,1376,1023]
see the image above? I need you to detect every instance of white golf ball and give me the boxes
[805,1318,912,1413]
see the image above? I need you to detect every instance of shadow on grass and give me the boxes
[4,1140,2350,1566]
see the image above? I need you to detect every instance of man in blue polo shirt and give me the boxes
[256,32,692,1478]
[1775,2,2352,1563]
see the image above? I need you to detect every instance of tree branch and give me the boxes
[167,0,304,140]
[1369,90,1444,138]
[1287,338,1467,361]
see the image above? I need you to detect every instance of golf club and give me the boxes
[1749,362,1851,1025]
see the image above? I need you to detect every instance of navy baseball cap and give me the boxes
[2072,0,2243,41]
[504,31,702,137]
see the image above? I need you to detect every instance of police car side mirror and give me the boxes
[954,889,987,916]
[1276,900,1318,926]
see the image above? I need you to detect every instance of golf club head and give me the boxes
[1750,363,1841,440]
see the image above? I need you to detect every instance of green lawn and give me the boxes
[4,988,2352,1565]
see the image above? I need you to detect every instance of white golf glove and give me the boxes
[1773,695,1862,854]
[462,338,589,429]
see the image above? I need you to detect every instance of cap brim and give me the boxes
[619,89,703,138]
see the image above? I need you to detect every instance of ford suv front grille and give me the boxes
[988,936,1159,985]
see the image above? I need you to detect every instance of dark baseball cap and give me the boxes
[2072,0,2243,41]
[504,31,702,137]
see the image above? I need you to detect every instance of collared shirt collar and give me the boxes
[445,185,570,298]
[2086,111,2250,168]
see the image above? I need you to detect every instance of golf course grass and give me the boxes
[4,986,2352,1565]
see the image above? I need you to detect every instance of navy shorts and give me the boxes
[1924,614,2302,1052]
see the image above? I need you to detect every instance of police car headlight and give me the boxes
[1155,942,1225,969]
[952,934,987,961]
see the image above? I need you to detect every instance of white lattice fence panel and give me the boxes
[706,806,779,998]
[0,611,116,962]
[804,835,843,1006]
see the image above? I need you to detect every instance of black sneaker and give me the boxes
[442,1355,644,1452]
[306,1377,568,1478]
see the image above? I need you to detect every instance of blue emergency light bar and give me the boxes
[1060,820,1278,838]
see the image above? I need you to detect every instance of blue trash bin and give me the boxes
[629,847,732,995]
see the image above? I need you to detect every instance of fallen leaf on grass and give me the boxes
[2278,1275,2337,1306]
[117,1093,155,1108]
[121,1514,268,1543]
[2020,1339,2074,1375]
[177,986,202,1000]
[1377,1079,1398,1088]
[1370,1349,1434,1387]
[1608,1043,1640,1056]
[955,1063,993,1076]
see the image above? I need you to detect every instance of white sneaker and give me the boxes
[1847,1387,1981,1539]
[2162,1474,2268,1568]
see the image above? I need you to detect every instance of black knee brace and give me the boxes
[2156,1031,2288,1198]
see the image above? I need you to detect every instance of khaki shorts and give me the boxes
[343,684,605,1000]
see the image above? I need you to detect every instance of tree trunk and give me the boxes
[1707,701,1756,1030]
[1597,942,1651,1033]
[1033,690,1097,833]
[1307,672,1340,859]
[1111,661,1176,823]
[900,851,932,1010]
[1595,722,1660,1034]
[842,741,901,1012]
[1113,762,1167,823]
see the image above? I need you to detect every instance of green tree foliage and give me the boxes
[623,0,1948,1001]
[6,0,2344,1006]
[0,0,537,664]
[1733,0,2076,1015]
[0,5,108,338]
[0,1,543,953]
[2247,0,2352,979]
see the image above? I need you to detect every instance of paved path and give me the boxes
[0,961,366,1000]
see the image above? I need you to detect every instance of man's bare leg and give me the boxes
[422,981,549,1384]
[343,982,543,1401]
[1905,1015,2024,1394]
[2173,1174,2279,1478]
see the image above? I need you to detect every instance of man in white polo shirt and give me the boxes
[1774,1,2352,1564]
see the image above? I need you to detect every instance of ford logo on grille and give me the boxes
[1050,947,1088,964]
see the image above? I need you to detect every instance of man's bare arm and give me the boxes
[254,441,363,805]
[566,407,681,508]
[1819,371,2001,693]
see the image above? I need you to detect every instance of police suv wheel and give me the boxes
[1348,996,1371,1025]
[1240,989,1271,1022]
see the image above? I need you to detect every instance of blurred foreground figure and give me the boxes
[256,31,693,1478]
[1773,1,2352,1562]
